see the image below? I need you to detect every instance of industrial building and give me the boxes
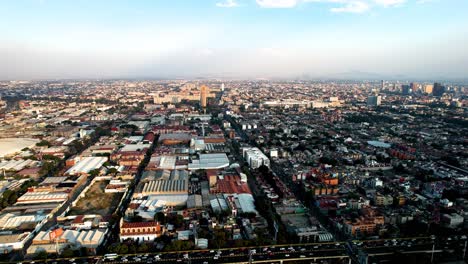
[66,156,108,175]
[16,191,68,204]
[188,153,230,170]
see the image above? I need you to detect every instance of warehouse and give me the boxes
[188,153,230,170]
[0,213,46,230]
[141,180,188,195]
[66,156,108,175]
[0,159,39,172]
[0,232,31,253]
[16,191,68,204]
[27,228,106,255]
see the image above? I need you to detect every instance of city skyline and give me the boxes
[1,0,468,80]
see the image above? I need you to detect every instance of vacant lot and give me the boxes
[68,180,123,216]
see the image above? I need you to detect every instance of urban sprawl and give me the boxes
[0,80,466,264]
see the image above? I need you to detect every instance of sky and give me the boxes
[1,0,468,80]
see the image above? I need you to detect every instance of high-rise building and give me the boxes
[381,80,385,90]
[221,83,225,91]
[402,85,411,95]
[367,95,382,106]
[410,82,419,93]
[200,85,209,109]
[433,82,446,96]
[424,84,434,94]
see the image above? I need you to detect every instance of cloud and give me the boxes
[417,0,436,3]
[257,0,371,13]
[374,0,406,7]
[330,1,370,13]
[256,0,410,12]
[256,0,299,8]
[216,0,240,8]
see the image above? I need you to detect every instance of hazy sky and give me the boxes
[1,0,468,80]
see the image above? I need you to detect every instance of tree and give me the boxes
[42,154,61,161]
[39,161,57,176]
[107,167,118,175]
[36,140,51,147]
[61,248,75,258]
[155,212,166,224]
[137,243,149,253]
[118,244,129,254]
[88,169,100,177]
[129,244,137,254]
[34,251,48,260]
[165,241,193,251]
[167,214,184,228]
[212,229,227,249]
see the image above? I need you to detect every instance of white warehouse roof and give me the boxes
[66,157,107,175]
[188,153,229,170]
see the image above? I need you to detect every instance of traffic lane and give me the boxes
[102,248,348,264]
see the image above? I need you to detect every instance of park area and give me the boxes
[68,180,123,216]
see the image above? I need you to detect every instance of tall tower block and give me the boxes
[200,85,209,109]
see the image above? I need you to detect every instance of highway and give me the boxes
[99,243,350,264]
[12,236,468,264]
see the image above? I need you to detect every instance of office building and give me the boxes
[424,84,434,94]
[410,82,419,93]
[401,85,411,95]
[200,85,209,109]
[367,95,382,106]
[433,82,445,96]
[242,147,270,169]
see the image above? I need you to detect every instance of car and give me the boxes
[285,254,290,257]
[214,256,219,260]
[300,255,306,258]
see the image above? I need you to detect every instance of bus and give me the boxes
[104,253,118,260]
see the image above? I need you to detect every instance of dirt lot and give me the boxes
[68,180,123,216]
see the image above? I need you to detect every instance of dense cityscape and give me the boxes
[2,0,468,263]
[0,79,466,264]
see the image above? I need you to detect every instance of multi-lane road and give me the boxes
[13,236,468,264]
[100,242,349,264]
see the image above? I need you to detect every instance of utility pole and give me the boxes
[463,240,467,260]
[431,241,435,263]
